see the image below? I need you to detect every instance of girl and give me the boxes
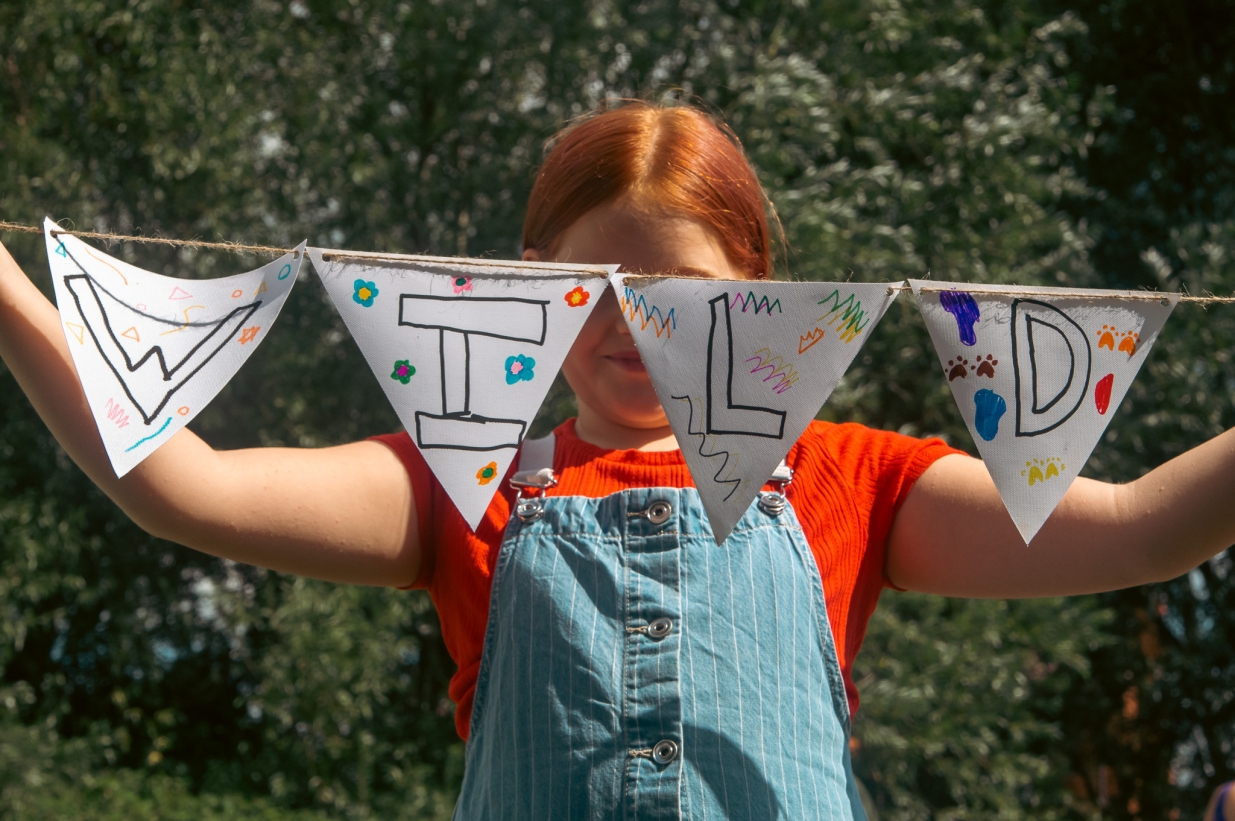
[2,102,1234,820]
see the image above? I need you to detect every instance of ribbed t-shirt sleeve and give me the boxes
[370,432,438,589]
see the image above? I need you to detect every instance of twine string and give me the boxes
[3,219,1232,304]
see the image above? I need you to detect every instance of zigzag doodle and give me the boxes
[816,289,870,343]
[621,287,676,337]
[672,394,743,502]
[729,291,782,315]
[744,348,799,394]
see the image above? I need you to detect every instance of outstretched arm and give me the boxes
[0,238,420,587]
[886,434,1235,597]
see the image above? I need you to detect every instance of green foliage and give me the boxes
[0,0,1231,819]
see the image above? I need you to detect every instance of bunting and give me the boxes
[44,218,304,476]
[911,280,1178,542]
[309,249,614,528]
[615,274,899,542]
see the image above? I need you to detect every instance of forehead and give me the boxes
[549,198,744,280]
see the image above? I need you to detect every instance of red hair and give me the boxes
[522,102,777,279]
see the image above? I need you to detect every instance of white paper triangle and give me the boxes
[911,280,1178,543]
[45,218,304,476]
[615,274,900,542]
[309,249,615,529]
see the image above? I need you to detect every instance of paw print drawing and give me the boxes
[1022,457,1066,486]
[1097,324,1139,356]
[947,354,998,381]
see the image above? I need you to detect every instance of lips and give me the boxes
[606,350,647,373]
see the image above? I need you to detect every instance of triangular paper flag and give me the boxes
[45,218,304,476]
[911,280,1178,542]
[308,249,615,529]
[615,275,900,542]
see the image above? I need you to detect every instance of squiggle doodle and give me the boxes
[798,327,825,353]
[744,348,799,394]
[816,290,871,343]
[672,394,743,502]
[729,291,782,315]
[104,398,131,429]
[621,287,676,337]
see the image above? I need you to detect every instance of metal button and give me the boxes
[516,497,545,522]
[646,500,673,525]
[652,739,678,765]
[647,618,673,639]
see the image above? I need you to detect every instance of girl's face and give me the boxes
[523,196,746,450]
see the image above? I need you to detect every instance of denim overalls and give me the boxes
[453,435,867,820]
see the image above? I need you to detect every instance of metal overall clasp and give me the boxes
[509,468,558,522]
[757,462,794,517]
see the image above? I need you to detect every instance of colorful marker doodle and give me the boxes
[505,354,536,384]
[254,281,268,297]
[946,353,998,381]
[621,286,676,338]
[816,289,872,343]
[730,291,782,315]
[798,327,825,354]
[744,348,799,394]
[564,285,590,307]
[1094,373,1114,415]
[83,247,129,285]
[453,276,473,294]
[104,398,131,429]
[277,263,293,281]
[237,326,261,345]
[939,290,981,346]
[912,278,1178,544]
[706,294,786,438]
[673,394,742,502]
[62,272,262,425]
[1022,457,1065,486]
[158,305,207,337]
[46,220,304,478]
[353,279,379,307]
[476,462,499,485]
[391,359,416,384]
[124,416,172,453]
[1096,324,1138,356]
[617,275,898,543]
[973,388,1006,441]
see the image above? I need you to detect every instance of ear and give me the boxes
[521,248,541,262]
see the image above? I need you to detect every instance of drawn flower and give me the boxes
[453,276,473,294]
[564,285,590,307]
[476,462,499,485]
[352,279,379,307]
[505,354,536,384]
[390,359,416,385]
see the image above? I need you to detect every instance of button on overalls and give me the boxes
[453,436,867,820]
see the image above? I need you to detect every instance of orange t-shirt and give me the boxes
[374,419,959,740]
